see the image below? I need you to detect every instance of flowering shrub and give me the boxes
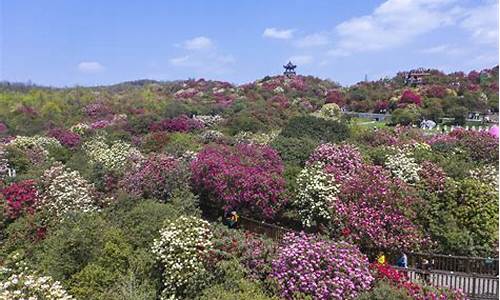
[193,115,224,128]
[48,128,81,149]
[8,135,61,151]
[0,252,74,300]
[120,153,180,200]
[325,89,345,106]
[152,216,213,300]
[469,165,498,191]
[399,90,422,106]
[150,115,204,132]
[38,163,98,221]
[191,144,286,219]
[316,103,341,120]
[83,136,142,171]
[294,163,339,227]
[385,150,421,184]
[200,130,225,143]
[451,129,499,163]
[69,123,91,135]
[271,232,373,300]
[234,130,279,145]
[1,180,39,220]
[418,161,447,193]
[332,164,425,250]
[307,143,363,181]
[84,102,112,118]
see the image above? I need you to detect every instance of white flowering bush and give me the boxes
[385,150,421,183]
[316,103,341,120]
[235,130,280,145]
[38,163,98,221]
[83,136,142,171]
[469,165,499,191]
[192,115,224,128]
[152,216,213,300]
[200,130,224,143]
[0,252,74,300]
[8,135,62,150]
[294,163,340,227]
[69,122,91,135]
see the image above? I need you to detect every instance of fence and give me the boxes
[238,216,293,241]
[394,267,499,300]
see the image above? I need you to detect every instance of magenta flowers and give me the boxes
[1,180,39,220]
[149,115,204,133]
[191,144,286,219]
[271,232,373,300]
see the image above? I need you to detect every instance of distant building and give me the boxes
[404,68,431,85]
[283,61,297,77]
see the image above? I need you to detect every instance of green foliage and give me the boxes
[280,115,349,143]
[270,136,318,166]
[164,132,201,157]
[356,281,412,300]
[389,108,420,125]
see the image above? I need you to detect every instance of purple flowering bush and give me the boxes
[306,143,363,180]
[48,128,81,149]
[149,115,204,133]
[271,232,373,300]
[191,144,287,219]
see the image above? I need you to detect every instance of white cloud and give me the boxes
[419,44,465,55]
[169,56,191,65]
[461,1,498,46]
[334,0,462,54]
[263,28,294,39]
[294,33,330,48]
[327,48,351,57]
[182,36,214,50]
[288,55,313,65]
[77,61,104,73]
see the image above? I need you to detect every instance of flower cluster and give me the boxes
[1,180,39,220]
[152,216,212,300]
[332,164,425,250]
[307,143,363,181]
[83,136,142,171]
[69,123,91,135]
[199,130,225,143]
[8,135,61,151]
[418,161,447,193]
[325,89,345,106]
[120,153,180,200]
[316,103,341,120]
[469,165,499,191]
[191,144,286,219]
[271,232,373,300]
[294,163,339,227]
[0,252,74,300]
[399,89,422,106]
[48,128,81,149]
[192,114,224,128]
[150,115,204,133]
[385,150,421,183]
[38,163,98,221]
[84,102,112,118]
[451,129,499,163]
[234,130,279,145]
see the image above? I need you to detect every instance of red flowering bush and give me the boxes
[417,161,447,193]
[325,89,345,107]
[119,153,180,200]
[191,144,286,219]
[271,232,373,300]
[374,100,389,113]
[48,128,81,149]
[424,85,447,98]
[307,143,363,181]
[399,90,422,106]
[1,180,39,219]
[149,115,204,132]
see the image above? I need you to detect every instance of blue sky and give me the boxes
[1,0,498,86]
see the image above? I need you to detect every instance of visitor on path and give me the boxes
[227,211,239,229]
[397,252,408,268]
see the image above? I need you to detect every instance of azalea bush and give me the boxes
[191,144,286,219]
[48,128,81,149]
[294,163,339,227]
[150,115,204,133]
[306,143,363,180]
[0,252,74,300]
[38,163,99,222]
[1,179,39,220]
[385,150,421,184]
[119,153,181,200]
[152,216,213,300]
[83,136,142,172]
[271,232,373,300]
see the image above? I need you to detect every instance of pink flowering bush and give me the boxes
[325,89,345,107]
[307,143,363,181]
[1,179,39,219]
[48,128,81,149]
[331,164,426,250]
[417,161,447,193]
[149,115,204,132]
[450,129,499,163]
[399,90,422,106]
[191,144,286,219]
[271,232,373,300]
[84,102,112,118]
[119,153,180,200]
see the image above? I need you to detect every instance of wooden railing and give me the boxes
[238,216,294,241]
[394,267,499,300]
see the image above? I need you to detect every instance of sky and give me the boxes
[1,0,498,87]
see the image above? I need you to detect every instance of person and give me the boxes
[227,211,239,229]
[396,252,408,268]
[376,252,386,265]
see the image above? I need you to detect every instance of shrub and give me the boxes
[390,108,420,125]
[48,128,81,149]
[280,115,349,143]
[1,179,39,220]
[306,143,363,180]
[356,280,411,300]
[270,136,317,167]
[384,150,421,184]
[149,115,204,133]
[271,232,373,300]
[399,90,421,106]
[191,144,287,219]
[38,163,98,222]
[83,136,142,172]
[317,103,341,120]
[151,216,213,299]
